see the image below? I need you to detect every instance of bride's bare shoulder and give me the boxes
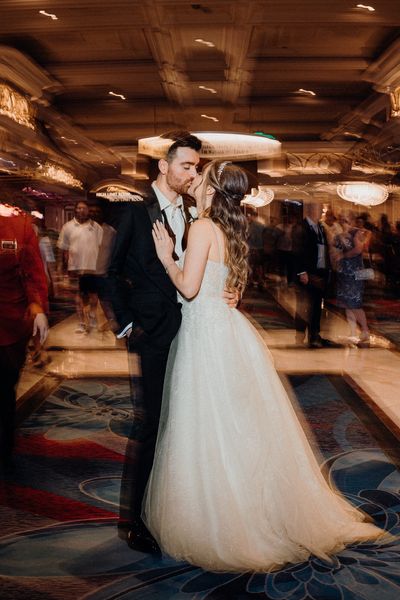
[190,218,214,234]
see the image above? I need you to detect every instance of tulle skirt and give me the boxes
[143,300,382,572]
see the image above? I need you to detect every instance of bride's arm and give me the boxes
[153,219,211,299]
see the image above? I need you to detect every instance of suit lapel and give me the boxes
[140,189,179,300]
[143,189,162,225]
[182,195,197,250]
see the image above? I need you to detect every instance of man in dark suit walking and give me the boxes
[108,132,202,552]
[292,202,334,348]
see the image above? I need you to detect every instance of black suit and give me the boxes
[292,219,330,343]
[108,187,191,523]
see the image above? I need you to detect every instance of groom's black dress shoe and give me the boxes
[119,520,161,554]
[309,336,339,349]
[127,528,161,554]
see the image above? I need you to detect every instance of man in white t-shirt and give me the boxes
[57,201,103,333]
[87,205,117,330]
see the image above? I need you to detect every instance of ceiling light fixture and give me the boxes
[0,83,36,129]
[356,4,375,11]
[60,136,78,144]
[109,91,126,100]
[195,38,215,48]
[36,162,83,188]
[0,157,16,167]
[241,187,274,208]
[201,114,219,122]
[199,85,217,94]
[297,88,316,96]
[337,182,388,206]
[139,132,281,160]
[39,10,58,20]
[344,131,363,138]
[389,87,400,118]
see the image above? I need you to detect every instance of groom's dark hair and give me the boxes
[161,130,202,162]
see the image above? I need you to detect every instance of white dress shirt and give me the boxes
[151,182,186,258]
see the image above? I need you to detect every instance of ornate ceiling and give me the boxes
[0,0,399,193]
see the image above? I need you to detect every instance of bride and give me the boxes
[143,159,382,573]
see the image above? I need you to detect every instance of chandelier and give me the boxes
[139,132,281,161]
[0,83,36,130]
[241,187,274,208]
[336,182,389,206]
[390,87,400,118]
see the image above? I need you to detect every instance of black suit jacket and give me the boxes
[108,188,193,350]
[292,219,330,276]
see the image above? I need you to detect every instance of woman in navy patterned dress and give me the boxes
[334,214,371,343]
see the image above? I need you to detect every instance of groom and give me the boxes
[110,132,237,553]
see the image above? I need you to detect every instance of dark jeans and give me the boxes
[0,338,28,461]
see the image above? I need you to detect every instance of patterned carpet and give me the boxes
[240,287,294,329]
[0,372,399,599]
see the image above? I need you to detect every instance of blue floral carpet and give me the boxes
[0,375,399,599]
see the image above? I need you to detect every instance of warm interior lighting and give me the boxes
[36,162,83,188]
[356,4,375,11]
[39,10,58,20]
[139,132,281,160]
[297,88,316,96]
[95,186,143,202]
[199,85,217,94]
[241,187,274,208]
[109,91,126,100]
[201,114,219,122]
[0,83,35,129]
[344,131,363,139]
[389,87,400,118]
[195,38,215,47]
[336,182,388,206]
[60,136,78,144]
[0,156,16,168]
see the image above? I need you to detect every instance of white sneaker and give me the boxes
[359,332,370,343]
[75,323,87,334]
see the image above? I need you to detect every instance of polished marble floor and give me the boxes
[17,284,400,438]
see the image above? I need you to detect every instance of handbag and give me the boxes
[355,267,374,280]
[355,253,375,281]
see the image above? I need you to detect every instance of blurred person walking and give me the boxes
[57,201,103,333]
[292,202,335,348]
[0,202,48,469]
[334,212,371,344]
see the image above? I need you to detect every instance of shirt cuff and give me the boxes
[116,322,133,339]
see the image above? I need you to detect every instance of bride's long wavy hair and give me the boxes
[202,160,249,294]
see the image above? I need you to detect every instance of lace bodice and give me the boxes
[177,255,228,307]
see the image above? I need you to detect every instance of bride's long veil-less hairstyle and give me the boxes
[202,160,249,295]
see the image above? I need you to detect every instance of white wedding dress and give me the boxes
[143,223,382,573]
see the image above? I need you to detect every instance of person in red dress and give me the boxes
[0,203,48,468]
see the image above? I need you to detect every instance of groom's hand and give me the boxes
[222,288,240,308]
